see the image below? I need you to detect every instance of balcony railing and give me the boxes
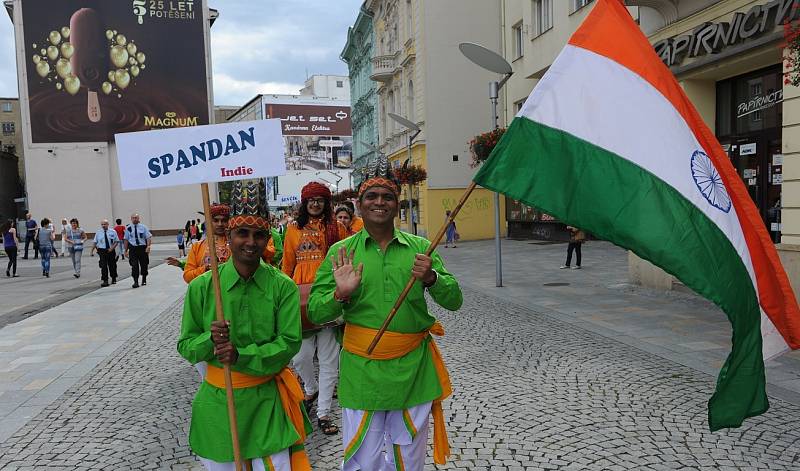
[370,54,396,82]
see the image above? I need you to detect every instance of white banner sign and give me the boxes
[116,119,285,191]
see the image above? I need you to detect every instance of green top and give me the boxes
[308,228,462,411]
[271,228,284,267]
[177,260,306,462]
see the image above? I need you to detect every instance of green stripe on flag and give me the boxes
[474,117,767,430]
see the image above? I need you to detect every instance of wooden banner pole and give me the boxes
[367,181,479,354]
[201,183,244,471]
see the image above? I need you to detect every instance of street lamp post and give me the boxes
[459,42,513,288]
[388,113,421,235]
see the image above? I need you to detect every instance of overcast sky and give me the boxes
[0,0,363,105]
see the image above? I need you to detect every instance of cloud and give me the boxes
[212,73,303,106]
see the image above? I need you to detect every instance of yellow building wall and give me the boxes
[425,188,507,241]
[385,142,507,240]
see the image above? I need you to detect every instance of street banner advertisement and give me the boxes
[20,0,210,143]
[263,101,353,170]
[116,119,285,190]
[274,194,300,206]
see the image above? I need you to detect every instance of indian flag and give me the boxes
[474,0,800,431]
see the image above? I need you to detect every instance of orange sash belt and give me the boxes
[342,322,453,465]
[205,365,311,470]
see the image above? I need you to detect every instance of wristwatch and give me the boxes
[423,270,438,288]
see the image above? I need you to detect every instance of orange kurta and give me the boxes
[350,216,364,233]
[183,236,272,284]
[281,219,347,284]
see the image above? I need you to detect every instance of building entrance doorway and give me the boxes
[717,65,783,242]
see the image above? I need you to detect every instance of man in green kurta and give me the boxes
[178,181,311,471]
[308,166,463,470]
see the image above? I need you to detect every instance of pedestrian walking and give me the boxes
[282,182,347,436]
[177,184,311,469]
[444,210,458,248]
[113,218,126,260]
[2,219,18,277]
[23,213,38,259]
[124,213,152,288]
[93,219,119,287]
[65,218,86,278]
[60,218,69,258]
[177,230,186,257]
[36,218,55,277]
[188,220,198,243]
[308,164,463,469]
[561,225,586,269]
[47,220,59,258]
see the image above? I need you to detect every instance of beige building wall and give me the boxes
[0,98,25,183]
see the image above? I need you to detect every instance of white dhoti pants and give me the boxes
[291,327,340,418]
[341,401,432,471]
[199,448,291,471]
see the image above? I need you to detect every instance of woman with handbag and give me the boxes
[65,218,87,278]
[561,226,586,269]
[282,182,347,436]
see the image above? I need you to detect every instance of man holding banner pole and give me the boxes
[116,119,293,470]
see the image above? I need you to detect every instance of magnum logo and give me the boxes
[145,111,199,128]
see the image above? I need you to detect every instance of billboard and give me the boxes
[263,101,352,170]
[19,0,210,143]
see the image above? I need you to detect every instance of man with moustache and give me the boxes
[308,161,463,470]
[178,182,311,470]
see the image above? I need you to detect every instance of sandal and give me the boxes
[303,391,318,411]
[318,417,339,435]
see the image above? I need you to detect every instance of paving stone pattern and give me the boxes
[3,290,800,470]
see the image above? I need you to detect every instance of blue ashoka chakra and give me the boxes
[690,150,731,213]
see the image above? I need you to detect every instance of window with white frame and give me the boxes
[532,0,552,37]
[1,102,11,112]
[572,0,593,13]
[388,90,395,131]
[515,100,525,114]
[406,0,413,40]
[336,80,344,88]
[1,122,14,134]
[407,80,415,122]
[512,22,523,59]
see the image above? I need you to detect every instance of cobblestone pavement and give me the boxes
[3,288,800,470]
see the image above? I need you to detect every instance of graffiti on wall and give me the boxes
[439,195,492,221]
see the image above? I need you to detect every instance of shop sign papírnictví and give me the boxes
[654,0,800,67]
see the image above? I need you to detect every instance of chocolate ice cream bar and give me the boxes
[70,7,106,122]
[70,8,106,89]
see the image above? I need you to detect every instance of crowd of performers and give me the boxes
[173,163,463,470]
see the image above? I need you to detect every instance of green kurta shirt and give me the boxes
[270,228,284,267]
[177,260,306,462]
[308,228,462,411]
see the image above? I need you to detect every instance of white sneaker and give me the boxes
[572,265,582,269]
[559,265,569,269]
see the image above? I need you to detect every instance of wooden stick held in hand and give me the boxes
[201,183,245,471]
[366,181,478,354]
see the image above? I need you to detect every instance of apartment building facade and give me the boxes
[365,0,508,240]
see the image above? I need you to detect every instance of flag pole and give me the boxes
[367,181,479,354]
[201,182,244,471]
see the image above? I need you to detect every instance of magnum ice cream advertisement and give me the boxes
[263,102,353,170]
[21,0,210,143]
